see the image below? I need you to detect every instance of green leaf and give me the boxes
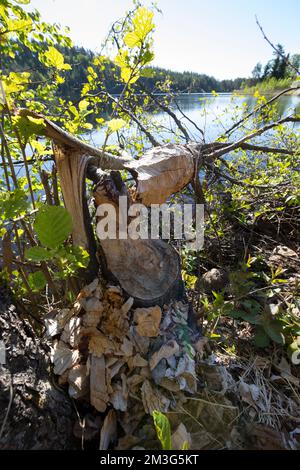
[34,205,73,249]
[25,246,53,262]
[12,115,46,141]
[132,7,155,42]
[0,189,29,220]
[242,299,261,315]
[239,311,261,325]
[227,309,245,319]
[79,99,89,112]
[42,46,72,71]
[28,271,47,292]
[152,410,172,450]
[254,327,270,348]
[124,32,141,48]
[263,319,285,345]
[106,118,127,132]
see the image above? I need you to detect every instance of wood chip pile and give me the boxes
[46,278,201,446]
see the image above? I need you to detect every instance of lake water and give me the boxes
[2,93,300,183]
[88,92,300,147]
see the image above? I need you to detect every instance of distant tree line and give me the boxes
[250,44,299,84]
[2,42,244,103]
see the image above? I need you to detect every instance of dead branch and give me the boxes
[175,99,205,140]
[224,84,300,137]
[207,115,300,161]
[138,84,191,143]
[256,17,300,76]
[103,92,160,147]
[17,108,130,170]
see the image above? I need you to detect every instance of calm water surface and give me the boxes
[88,92,300,146]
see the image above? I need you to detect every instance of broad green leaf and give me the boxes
[253,327,270,348]
[12,115,46,141]
[0,189,29,220]
[124,31,140,48]
[28,271,47,292]
[79,99,89,112]
[227,309,245,319]
[6,18,32,33]
[107,118,127,132]
[152,411,172,450]
[132,7,154,42]
[141,67,154,78]
[114,50,129,69]
[242,299,261,315]
[42,46,72,71]
[34,205,73,249]
[239,311,261,325]
[25,246,53,262]
[263,319,285,345]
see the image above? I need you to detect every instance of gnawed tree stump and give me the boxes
[93,171,184,307]
[18,109,199,305]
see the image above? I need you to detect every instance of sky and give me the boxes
[28,0,300,80]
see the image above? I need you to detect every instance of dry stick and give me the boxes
[175,99,205,140]
[224,84,300,137]
[207,115,300,161]
[0,121,19,188]
[0,155,54,167]
[0,113,10,190]
[52,165,60,206]
[40,170,53,205]
[256,16,300,76]
[203,140,297,156]
[139,84,191,143]
[104,92,160,147]
[207,162,290,190]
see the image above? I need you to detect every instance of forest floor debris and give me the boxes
[47,272,300,450]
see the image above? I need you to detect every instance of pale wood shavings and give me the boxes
[68,364,89,399]
[51,341,80,375]
[88,332,116,356]
[128,326,150,355]
[120,337,134,357]
[134,306,162,337]
[121,297,134,315]
[85,297,104,313]
[171,423,192,450]
[44,308,73,338]
[101,307,129,339]
[90,354,109,412]
[127,354,148,369]
[80,278,99,297]
[99,409,117,450]
[61,317,82,347]
[149,340,180,370]
[141,379,170,414]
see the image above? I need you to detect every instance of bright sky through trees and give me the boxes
[28,0,300,79]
